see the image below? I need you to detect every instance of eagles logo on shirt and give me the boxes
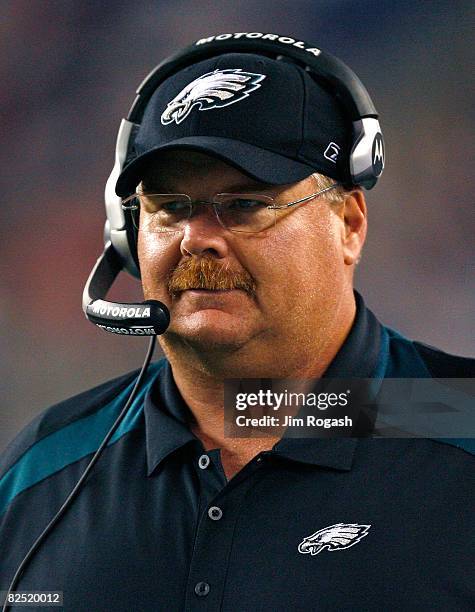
[298,523,371,556]
[161,68,266,125]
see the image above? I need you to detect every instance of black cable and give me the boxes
[2,336,157,612]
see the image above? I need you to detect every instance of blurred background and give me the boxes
[1,0,474,453]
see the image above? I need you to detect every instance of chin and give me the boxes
[166,310,255,350]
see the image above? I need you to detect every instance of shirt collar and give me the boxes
[144,290,387,475]
[323,290,383,378]
[144,361,197,476]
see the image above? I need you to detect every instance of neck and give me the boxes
[158,291,356,454]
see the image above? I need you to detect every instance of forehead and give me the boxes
[141,150,270,192]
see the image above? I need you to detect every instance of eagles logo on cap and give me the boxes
[160,68,266,126]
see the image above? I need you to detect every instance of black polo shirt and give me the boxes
[1,292,473,611]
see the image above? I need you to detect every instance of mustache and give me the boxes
[167,256,256,297]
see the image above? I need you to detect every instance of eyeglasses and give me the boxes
[121,182,340,234]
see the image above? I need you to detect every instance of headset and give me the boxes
[82,32,385,337]
[4,34,385,610]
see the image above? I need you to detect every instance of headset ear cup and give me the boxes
[103,119,141,278]
[349,117,384,190]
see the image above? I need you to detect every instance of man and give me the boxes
[133,148,368,478]
[1,40,473,611]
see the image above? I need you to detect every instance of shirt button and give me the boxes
[194,581,210,597]
[198,454,210,469]
[208,506,223,521]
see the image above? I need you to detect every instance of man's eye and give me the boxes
[139,195,190,214]
[228,199,266,211]
[162,201,189,213]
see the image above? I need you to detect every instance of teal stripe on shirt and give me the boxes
[0,361,164,517]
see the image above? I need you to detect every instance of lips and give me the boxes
[184,288,236,292]
[180,288,244,296]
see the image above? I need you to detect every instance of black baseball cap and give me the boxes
[115,53,351,197]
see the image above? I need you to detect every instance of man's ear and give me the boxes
[341,190,367,265]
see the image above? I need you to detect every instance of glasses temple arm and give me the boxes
[269,183,339,210]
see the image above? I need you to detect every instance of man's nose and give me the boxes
[179,204,229,258]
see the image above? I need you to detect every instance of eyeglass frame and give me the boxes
[121,180,341,234]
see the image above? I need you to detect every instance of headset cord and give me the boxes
[2,336,157,612]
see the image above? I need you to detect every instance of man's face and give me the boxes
[137,151,357,375]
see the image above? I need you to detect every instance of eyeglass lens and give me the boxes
[131,193,277,233]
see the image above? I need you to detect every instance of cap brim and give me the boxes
[115,136,319,197]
